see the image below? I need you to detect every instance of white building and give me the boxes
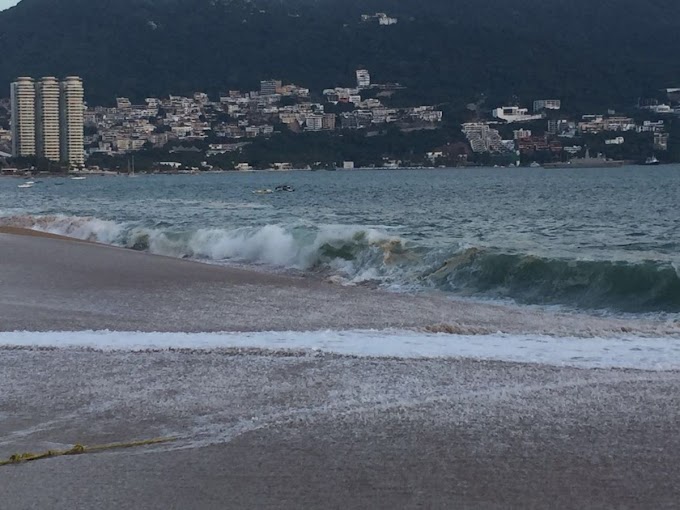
[260,80,282,96]
[492,106,544,123]
[35,77,61,162]
[605,137,625,145]
[379,15,398,25]
[10,77,36,158]
[533,99,561,112]
[116,97,132,109]
[305,114,324,131]
[356,69,371,89]
[60,76,85,168]
[462,123,506,153]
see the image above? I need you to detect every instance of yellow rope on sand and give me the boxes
[0,437,175,467]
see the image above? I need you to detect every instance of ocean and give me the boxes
[2,166,679,316]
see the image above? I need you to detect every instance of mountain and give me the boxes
[2,0,680,107]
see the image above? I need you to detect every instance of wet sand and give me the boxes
[2,349,680,509]
[2,230,680,509]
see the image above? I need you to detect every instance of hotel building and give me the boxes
[60,76,85,167]
[10,77,36,158]
[35,76,61,162]
[10,75,85,167]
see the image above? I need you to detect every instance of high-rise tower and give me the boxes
[35,77,61,162]
[356,69,371,89]
[10,77,36,158]
[60,76,84,168]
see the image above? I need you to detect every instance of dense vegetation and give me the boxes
[2,0,680,108]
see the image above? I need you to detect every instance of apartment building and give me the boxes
[10,77,36,157]
[35,77,61,162]
[356,69,371,89]
[60,76,85,167]
[10,75,84,167]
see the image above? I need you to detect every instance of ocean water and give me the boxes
[1,166,679,315]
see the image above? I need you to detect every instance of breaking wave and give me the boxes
[2,214,680,313]
[426,248,680,313]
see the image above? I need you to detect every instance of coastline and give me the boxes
[2,230,680,508]
[1,229,678,336]
[0,225,93,242]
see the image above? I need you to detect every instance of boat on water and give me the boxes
[543,149,624,169]
[17,183,33,189]
[71,176,87,180]
[275,185,295,193]
[644,156,660,166]
[252,189,273,195]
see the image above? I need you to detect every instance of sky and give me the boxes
[0,0,20,11]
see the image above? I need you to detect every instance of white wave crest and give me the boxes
[0,214,416,282]
[187,225,306,267]
[0,214,125,244]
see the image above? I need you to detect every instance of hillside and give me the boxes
[1,0,680,107]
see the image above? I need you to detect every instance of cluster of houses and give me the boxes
[81,70,442,160]
[463,95,676,160]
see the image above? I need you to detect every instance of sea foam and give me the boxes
[2,330,680,371]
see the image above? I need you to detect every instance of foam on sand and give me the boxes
[2,330,680,370]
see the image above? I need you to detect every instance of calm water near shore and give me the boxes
[1,166,679,314]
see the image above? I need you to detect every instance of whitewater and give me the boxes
[1,167,680,314]
[2,330,680,370]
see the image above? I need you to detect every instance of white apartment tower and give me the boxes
[356,69,371,89]
[60,76,85,168]
[35,77,61,162]
[10,77,36,158]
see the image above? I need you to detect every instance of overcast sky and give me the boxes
[0,0,20,11]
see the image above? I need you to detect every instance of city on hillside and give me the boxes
[1,71,679,173]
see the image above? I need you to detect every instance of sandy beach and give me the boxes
[2,230,680,509]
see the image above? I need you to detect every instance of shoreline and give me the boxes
[0,225,95,242]
[1,229,679,336]
[2,163,678,178]
[3,229,680,508]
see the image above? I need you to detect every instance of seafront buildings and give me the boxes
[2,66,677,170]
[9,75,84,168]
[10,77,36,158]
[60,76,85,167]
[35,77,61,162]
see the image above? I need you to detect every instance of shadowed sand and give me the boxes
[2,230,680,509]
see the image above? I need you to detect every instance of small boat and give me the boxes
[17,183,34,188]
[24,181,36,185]
[71,176,87,180]
[645,156,660,166]
[275,185,295,192]
[252,188,273,195]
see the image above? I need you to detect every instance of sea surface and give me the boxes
[1,166,679,316]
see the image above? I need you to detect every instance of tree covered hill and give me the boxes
[2,0,680,107]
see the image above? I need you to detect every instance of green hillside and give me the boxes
[1,0,679,107]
